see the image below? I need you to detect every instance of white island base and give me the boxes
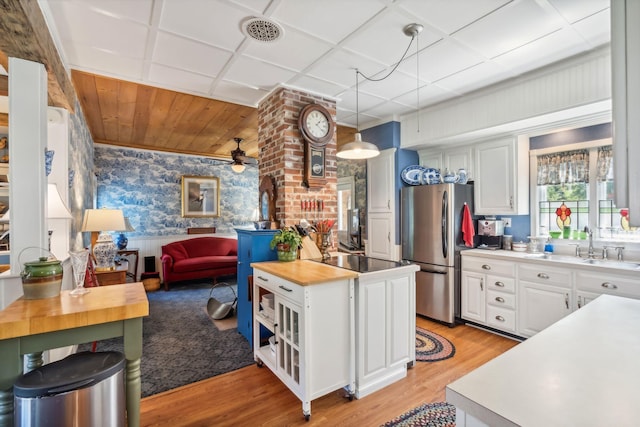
[447,295,640,427]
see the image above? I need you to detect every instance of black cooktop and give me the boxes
[316,254,407,273]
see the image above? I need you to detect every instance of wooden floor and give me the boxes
[139,318,518,426]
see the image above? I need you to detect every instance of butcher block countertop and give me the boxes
[0,283,149,340]
[251,260,358,285]
[446,295,640,427]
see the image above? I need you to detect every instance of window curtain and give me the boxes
[537,149,589,185]
[596,145,613,181]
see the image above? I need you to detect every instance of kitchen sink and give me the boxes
[519,253,640,271]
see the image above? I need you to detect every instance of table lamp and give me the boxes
[81,208,126,271]
[116,217,135,250]
[47,183,72,251]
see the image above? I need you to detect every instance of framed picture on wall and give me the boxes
[181,175,220,217]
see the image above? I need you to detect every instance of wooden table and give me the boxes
[118,248,140,281]
[96,260,129,286]
[0,283,149,427]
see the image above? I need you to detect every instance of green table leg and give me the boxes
[0,339,21,427]
[123,318,143,427]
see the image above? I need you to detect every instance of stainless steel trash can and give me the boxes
[13,351,126,427]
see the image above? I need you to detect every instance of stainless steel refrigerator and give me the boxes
[401,183,475,326]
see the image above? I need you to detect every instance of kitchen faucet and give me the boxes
[584,226,595,258]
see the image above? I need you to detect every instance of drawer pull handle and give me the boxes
[494,281,505,287]
[279,285,293,292]
[537,273,549,279]
[495,296,505,303]
[601,282,618,289]
[258,276,268,281]
[482,264,491,270]
[495,315,505,322]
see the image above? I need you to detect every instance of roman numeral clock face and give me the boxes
[299,103,335,188]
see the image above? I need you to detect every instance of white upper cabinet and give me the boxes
[474,136,529,215]
[367,148,395,213]
[419,145,473,180]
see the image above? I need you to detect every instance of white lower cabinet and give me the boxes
[461,257,515,334]
[252,269,354,420]
[355,267,417,398]
[517,263,572,338]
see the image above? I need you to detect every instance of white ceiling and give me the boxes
[40,0,610,129]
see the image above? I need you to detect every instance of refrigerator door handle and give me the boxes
[421,268,447,275]
[442,190,448,258]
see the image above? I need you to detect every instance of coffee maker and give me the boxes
[478,219,504,248]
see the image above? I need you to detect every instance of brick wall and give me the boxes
[258,87,338,244]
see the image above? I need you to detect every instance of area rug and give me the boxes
[416,327,456,362]
[79,280,254,397]
[382,401,456,427]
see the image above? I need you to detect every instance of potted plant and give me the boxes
[270,227,303,262]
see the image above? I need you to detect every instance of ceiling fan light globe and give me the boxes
[231,163,246,173]
[336,133,380,160]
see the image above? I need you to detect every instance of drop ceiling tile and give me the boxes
[336,111,357,127]
[224,56,297,90]
[392,83,456,108]
[307,48,386,88]
[398,0,510,35]
[358,71,421,101]
[159,0,246,52]
[492,27,590,74]
[148,63,214,94]
[67,44,144,80]
[453,1,564,59]
[341,10,441,67]
[400,39,484,82]
[228,0,272,15]
[548,0,609,23]
[338,88,386,112]
[243,27,332,72]
[436,61,510,94]
[215,80,270,106]
[50,2,149,58]
[570,9,610,47]
[289,75,347,99]
[72,0,153,25]
[153,32,232,77]
[365,100,416,118]
[271,0,386,44]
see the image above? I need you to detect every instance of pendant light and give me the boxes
[337,70,380,160]
[337,23,423,160]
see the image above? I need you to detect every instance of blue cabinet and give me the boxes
[236,229,278,345]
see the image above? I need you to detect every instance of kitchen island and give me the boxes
[251,256,418,419]
[447,294,640,426]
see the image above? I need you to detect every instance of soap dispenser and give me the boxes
[544,236,554,254]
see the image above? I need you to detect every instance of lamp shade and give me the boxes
[81,209,126,232]
[336,133,380,159]
[47,184,72,219]
[231,162,246,173]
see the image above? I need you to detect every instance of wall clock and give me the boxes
[299,103,334,188]
[298,104,335,147]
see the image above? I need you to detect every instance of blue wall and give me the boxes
[94,146,258,236]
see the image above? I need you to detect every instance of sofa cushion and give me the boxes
[172,256,237,273]
[162,243,189,262]
[183,238,237,258]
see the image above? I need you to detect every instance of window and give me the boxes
[532,140,638,242]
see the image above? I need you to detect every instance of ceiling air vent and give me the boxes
[242,17,284,43]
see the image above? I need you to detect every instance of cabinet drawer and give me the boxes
[517,263,571,287]
[575,271,640,299]
[486,306,516,332]
[463,256,515,276]
[486,275,515,293]
[487,289,516,309]
[254,270,303,303]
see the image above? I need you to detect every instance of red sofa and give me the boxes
[161,237,237,291]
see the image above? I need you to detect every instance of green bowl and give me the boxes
[549,231,562,239]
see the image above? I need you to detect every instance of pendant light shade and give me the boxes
[337,133,380,159]
[231,162,246,173]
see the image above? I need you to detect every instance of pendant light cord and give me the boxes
[356,34,417,82]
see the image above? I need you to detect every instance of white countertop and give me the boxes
[446,294,640,427]
[462,248,640,275]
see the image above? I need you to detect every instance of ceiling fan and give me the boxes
[230,137,258,173]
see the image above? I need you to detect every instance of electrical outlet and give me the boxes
[502,217,512,228]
